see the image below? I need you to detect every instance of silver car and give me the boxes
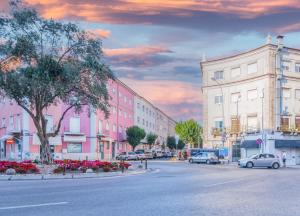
[238,153,280,169]
[116,152,138,161]
[188,152,219,164]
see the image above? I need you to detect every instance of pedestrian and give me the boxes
[282,151,287,168]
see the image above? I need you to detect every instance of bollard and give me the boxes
[145,159,148,170]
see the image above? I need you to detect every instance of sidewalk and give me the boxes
[0,167,150,181]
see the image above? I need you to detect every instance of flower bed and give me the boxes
[0,161,39,174]
[53,160,131,173]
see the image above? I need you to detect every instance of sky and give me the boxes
[3,0,300,123]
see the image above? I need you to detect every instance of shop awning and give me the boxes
[63,134,86,143]
[33,133,62,145]
[0,134,14,142]
[275,140,300,148]
[241,140,259,148]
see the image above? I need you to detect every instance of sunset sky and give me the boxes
[2,0,300,123]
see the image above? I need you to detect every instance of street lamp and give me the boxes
[211,77,226,147]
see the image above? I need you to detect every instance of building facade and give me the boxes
[201,36,300,165]
[0,79,176,161]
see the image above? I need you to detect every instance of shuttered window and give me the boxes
[247,116,257,131]
[247,62,257,74]
[70,117,80,133]
[231,117,240,133]
[231,67,241,77]
[296,117,300,131]
[280,117,289,132]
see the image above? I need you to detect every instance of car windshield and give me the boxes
[128,152,135,155]
[249,154,258,159]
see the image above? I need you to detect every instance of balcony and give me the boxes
[278,125,291,133]
[211,128,222,137]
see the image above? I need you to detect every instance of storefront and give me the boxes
[241,140,260,158]
[274,140,300,165]
[0,134,22,160]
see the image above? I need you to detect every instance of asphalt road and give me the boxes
[1,161,300,216]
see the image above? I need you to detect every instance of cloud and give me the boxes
[16,0,300,34]
[88,29,111,39]
[120,78,202,121]
[104,45,174,67]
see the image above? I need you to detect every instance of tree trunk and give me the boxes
[39,136,52,164]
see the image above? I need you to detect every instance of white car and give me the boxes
[135,150,146,160]
[188,152,219,164]
[116,152,138,161]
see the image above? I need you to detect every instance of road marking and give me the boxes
[0,202,68,210]
[203,178,246,187]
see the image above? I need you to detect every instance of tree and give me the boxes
[146,133,157,150]
[167,136,176,150]
[177,139,185,150]
[175,120,203,148]
[0,1,113,163]
[126,126,146,151]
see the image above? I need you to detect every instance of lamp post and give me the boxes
[211,77,226,147]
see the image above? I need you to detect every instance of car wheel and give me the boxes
[246,162,253,168]
[189,159,193,163]
[206,160,211,165]
[272,162,280,169]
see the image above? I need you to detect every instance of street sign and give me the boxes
[256,138,263,145]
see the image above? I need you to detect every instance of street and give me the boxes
[0,162,300,216]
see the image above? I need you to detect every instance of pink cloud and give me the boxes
[104,46,172,57]
[88,29,111,39]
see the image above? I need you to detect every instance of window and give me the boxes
[45,115,53,133]
[9,116,14,130]
[112,88,116,94]
[231,92,241,103]
[281,116,289,131]
[124,96,127,103]
[142,105,145,112]
[214,95,223,104]
[146,121,148,127]
[296,117,300,130]
[137,103,140,109]
[231,67,241,77]
[295,63,300,73]
[106,142,110,150]
[67,143,82,153]
[70,117,80,133]
[231,117,240,133]
[119,92,122,98]
[247,89,258,100]
[214,120,223,129]
[1,118,6,128]
[113,124,116,132]
[106,121,110,130]
[247,116,258,131]
[119,109,122,116]
[137,117,140,123]
[283,88,291,98]
[98,120,103,134]
[213,71,223,80]
[247,62,257,74]
[296,89,300,99]
[142,119,145,125]
[282,61,290,72]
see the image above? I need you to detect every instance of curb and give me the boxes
[0,168,151,181]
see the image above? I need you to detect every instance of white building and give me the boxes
[134,95,157,144]
[201,35,300,165]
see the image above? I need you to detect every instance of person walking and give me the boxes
[282,151,287,168]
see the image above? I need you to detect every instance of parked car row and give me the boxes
[116,150,176,161]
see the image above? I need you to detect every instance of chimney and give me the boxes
[276,35,284,49]
[266,34,272,44]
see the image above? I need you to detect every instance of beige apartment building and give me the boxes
[201,36,300,165]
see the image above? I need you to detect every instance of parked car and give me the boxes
[116,152,138,161]
[188,152,219,164]
[162,151,172,158]
[238,153,280,169]
[153,150,163,159]
[144,150,154,159]
[135,150,146,160]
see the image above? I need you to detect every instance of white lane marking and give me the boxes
[203,178,246,187]
[0,202,68,210]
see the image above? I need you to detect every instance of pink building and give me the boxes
[0,79,134,161]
